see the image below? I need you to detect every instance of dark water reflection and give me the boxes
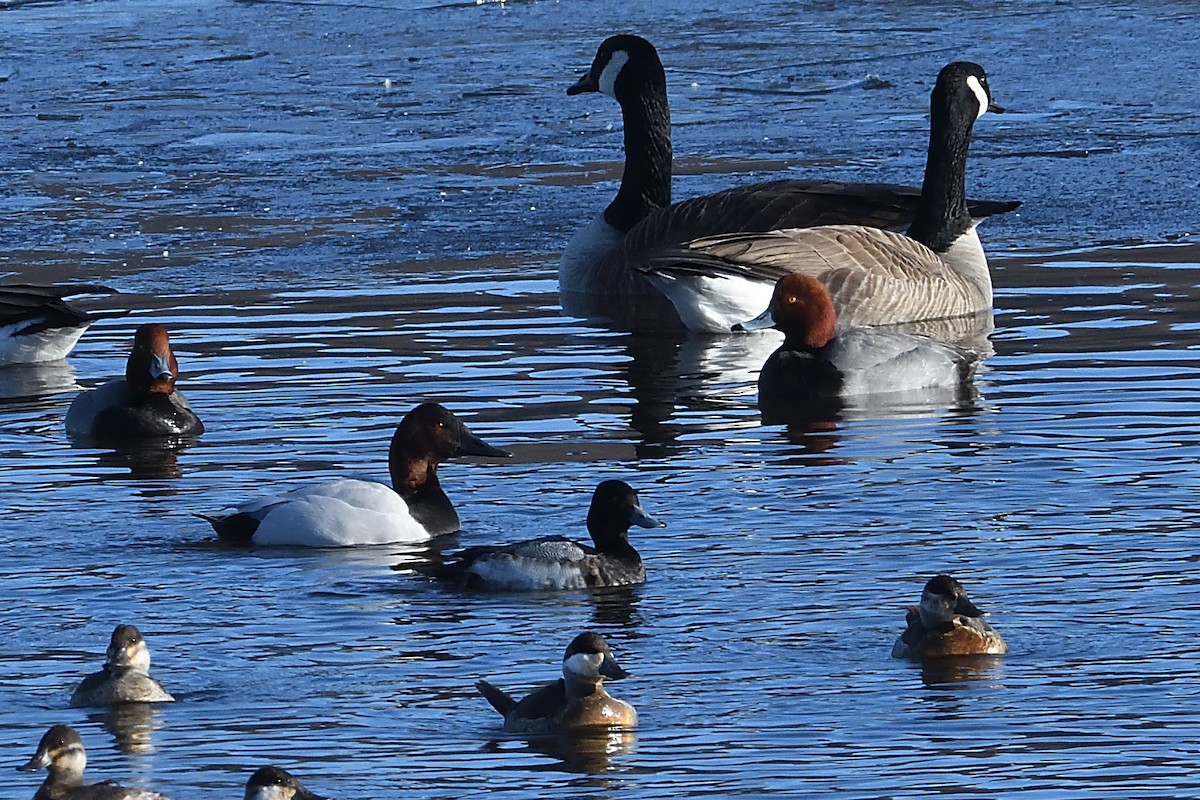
[2,0,1200,798]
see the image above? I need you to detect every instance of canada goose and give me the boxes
[561,36,1018,331]
[736,273,978,399]
[640,61,1009,333]
[0,283,123,364]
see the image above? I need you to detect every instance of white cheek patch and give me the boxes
[564,652,601,677]
[966,75,990,120]
[598,50,630,99]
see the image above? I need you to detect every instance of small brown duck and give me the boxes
[17,724,171,799]
[476,632,637,733]
[70,625,174,707]
[892,574,1007,658]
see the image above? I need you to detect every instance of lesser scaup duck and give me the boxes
[892,574,1007,659]
[70,625,174,707]
[64,323,204,439]
[735,274,978,399]
[638,61,1009,332]
[201,402,510,547]
[17,724,171,800]
[561,37,1018,331]
[243,766,326,800]
[476,632,637,733]
[429,479,664,590]
[0,284,123,364]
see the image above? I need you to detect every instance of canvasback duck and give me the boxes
[201,402,510,547]
[429,479,664,590]
[736,274,978,398]
[243,766,327,800]
[892,574,1007,659]
[70,625,174,707]
[17,724,171,800]
[0,284,124,365]
[639,61,1009,332]
[64,323,204,439]
[561,37,1018,330]
[476,632,637,733]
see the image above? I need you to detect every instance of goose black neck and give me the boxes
[603,75,672,233]
[905,98,976,252]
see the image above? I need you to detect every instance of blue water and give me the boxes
[2,0,1200,797]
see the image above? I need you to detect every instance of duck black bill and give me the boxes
[954,595,985,617]
[600,654,632,680]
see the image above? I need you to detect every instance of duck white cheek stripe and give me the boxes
[564,652,600,676]
[966,75,990,120]
[598,50,630,99]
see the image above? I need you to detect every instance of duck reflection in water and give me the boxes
[86,703,165,755]
[483,728,636,775]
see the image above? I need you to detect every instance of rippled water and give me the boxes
[2,0,1200,797]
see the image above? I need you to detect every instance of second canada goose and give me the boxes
[0,283,123,364]
[640,61,1009,333]
[560,35,1018,331]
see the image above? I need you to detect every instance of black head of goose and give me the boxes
[561,37,1018,333]
[637,61,1010,335]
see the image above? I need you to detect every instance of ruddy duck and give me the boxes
[892,574,1007,659]
[70,625,174,707]
[477,632,637,733]
[430,479,664,590]
[244,766,326,800]
[17,724,171,799]
[64,323,204,439]
[200,402,509,547]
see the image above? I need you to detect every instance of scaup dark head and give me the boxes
[586,479,664,549]
[563,631,631,682]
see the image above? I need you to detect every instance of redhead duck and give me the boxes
[64,323,204,439]
[637,62,1008,332]
[243,766,326,800]
[70,625,174,707]
[201,402,509,547]
[892,574,1007,659]
[736,273,978,399]
[0,284,123,364]
[429,479,664,590]
[477,632,637,733]
[18,724,171,800]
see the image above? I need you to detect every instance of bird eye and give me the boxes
[785,294,798,304]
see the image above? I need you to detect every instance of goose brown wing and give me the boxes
[621,179,1019,259]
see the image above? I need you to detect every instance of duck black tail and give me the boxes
[475,680,516,716]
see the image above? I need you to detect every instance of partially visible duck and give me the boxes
[64,323,204,439]
[639,61,1009,332]
[201,402,510,547]
[892,574,1007,659]
[476,632,637,733]
[429,479,664,590]
[70,625,174,707]
[561,37,1018,330]
[736,274,978,399]
[0,284,124,365]
[17,724,171,800]
[243,766,326,800]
